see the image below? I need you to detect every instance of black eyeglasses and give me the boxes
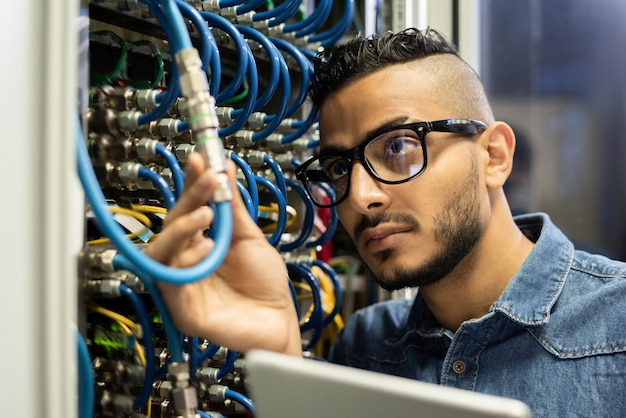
[295,119,487,208]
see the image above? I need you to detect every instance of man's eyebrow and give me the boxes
[319,116,411,155]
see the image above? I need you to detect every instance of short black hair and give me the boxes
[309,28,459,109]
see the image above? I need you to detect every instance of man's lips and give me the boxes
[359,224,413,250]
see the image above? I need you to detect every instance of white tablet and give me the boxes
[245,349,532,418]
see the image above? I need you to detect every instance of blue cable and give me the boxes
[248,50,290,141]
[236,0,264,14]
[224,389,255,414]
[309,0,354,47]
[266,0,302,27]
[155,143,185,199]
[157,0,193,51]
[220,0,247,7]
[138,0,181,126]
[199,11,249,104]
[280,105,318,144]
[216,349,237,380]
[77,119,233,285]
[137,166,177,210]
[175,0,221,94]
[229,153,259,221]
[284,0,332,35]
[197,410,218,418]
[287,262,323,349]
[119,283,155,410]
[306,138,320,148]
[217,46,259,138]
[255,176,287,247]
[237,180,256,220]
[263,154,287,198]
[235,25,280,112]
[142,275,185,362]
[305,182,338,248]
[298,47,317,60]
[196,343,221,366]
[254,0,299,20]
[76,331,94,418]
[288,279,301,318]
[269,37,311,118]
[311,260,343,326]
[188,336,199,378]
[278,179,314,252]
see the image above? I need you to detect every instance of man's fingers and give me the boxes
[164,154,217,227]
[146,206,213,263]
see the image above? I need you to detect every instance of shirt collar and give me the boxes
[408,212,575,332]
[490,212,574,326]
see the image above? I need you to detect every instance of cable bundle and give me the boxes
[79,0,354,417]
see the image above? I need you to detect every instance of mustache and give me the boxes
[354,212,420,242]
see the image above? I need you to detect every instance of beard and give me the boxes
[361,154,484,291]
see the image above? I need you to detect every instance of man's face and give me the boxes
[318,61,488,291]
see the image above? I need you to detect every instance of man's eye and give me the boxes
[322,159,349,181]
[384,137,419,157]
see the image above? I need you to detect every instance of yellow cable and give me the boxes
[130,203,168,215]
[88,303,147,366]
[109,205,153,228]
[87,205,154,245]
[259,203,298,233]
[87,303,141,334]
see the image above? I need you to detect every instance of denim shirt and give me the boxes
[328,213,626,417]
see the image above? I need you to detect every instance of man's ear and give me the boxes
[482,121,516,189]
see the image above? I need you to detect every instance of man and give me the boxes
[146,28,626,416]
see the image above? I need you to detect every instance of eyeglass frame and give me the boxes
[294,118,488,208]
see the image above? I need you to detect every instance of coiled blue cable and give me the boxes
[234,25,280,112]
[237,180,255,220]
[138,0,181,125]
[311,260,343,326]
[280,107,319,144]
[220,0,247,7]
[119,283,155,410]
[77,119,233,285]
[175,0,221,95]
[141,275,185,362]
[266,0,302,26]
[224,389,255,414]
[269,37,311,118]
[309,0,354,47]
[255,175,287,247]
[278,179,314,252]
[199,11,250,104]
[197,343,221,366]
[287,262,323,349]
[157,0,193,51]
[229,152,259,221]
[154,142,185,199]
[284,0,332,36]
[263,153,287,198]
[216,349,238,380]
[305,182,338,248]
[236,0,264,14]
[77,331,94,418]
[137,166,177,210]
[253,0,299,20]
[217,46,259,137]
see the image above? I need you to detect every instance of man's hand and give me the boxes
[145,152,302,356]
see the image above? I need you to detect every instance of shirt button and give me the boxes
[452,360,466,374]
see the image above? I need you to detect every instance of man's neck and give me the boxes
[419,217,534,332]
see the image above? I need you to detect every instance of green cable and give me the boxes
[89,30,128,87]
[127,39,165,89]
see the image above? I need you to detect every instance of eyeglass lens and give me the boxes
[305,127,425,206]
